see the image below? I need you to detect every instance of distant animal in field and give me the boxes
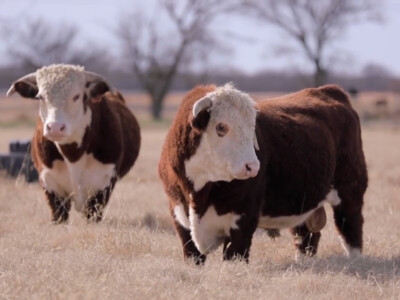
[7,64,141,223]
[159,83,367,264]
[374,98,388,117]
[347,87,359,99]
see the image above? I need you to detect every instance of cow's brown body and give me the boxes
[33,91,140,222]
[159,84,367,263]
[8,65,141,223]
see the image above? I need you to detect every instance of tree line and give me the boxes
[0,0,393,119]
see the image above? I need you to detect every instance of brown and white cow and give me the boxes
[7,64,141,223]
[159,83,368,264]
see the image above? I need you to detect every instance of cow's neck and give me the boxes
[185,137,234,191]
[190,182,213,217]
[57,127,90,163]
[57,108,92,163]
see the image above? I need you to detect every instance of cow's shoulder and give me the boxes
[160,85,217,173]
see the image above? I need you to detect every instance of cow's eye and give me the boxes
[216,123,229,137]
[73,94,80,101]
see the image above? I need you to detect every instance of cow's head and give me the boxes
[7,64,111,144]
[185,83,260,191]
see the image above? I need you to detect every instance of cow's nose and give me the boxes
[46,122,66,134]
[245,161,260,177]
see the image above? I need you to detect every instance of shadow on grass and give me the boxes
[278,254,400,283]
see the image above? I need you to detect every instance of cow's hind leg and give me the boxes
[333,151,367,257]
[85,178,116,222]
[332,183,365,257]
[290,224,321,258]
[45,190,71,223]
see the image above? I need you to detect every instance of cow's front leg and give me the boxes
[174,219,206,265]
[85,178,116,222]
[223,229,253,262]
[45,190,71,224]
[170,204,206,265]
[223,219,257,262]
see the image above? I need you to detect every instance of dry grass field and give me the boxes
[0,92,399,299]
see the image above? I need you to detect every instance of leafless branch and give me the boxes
[242,0,381,86]
[116,0,236,119]
[2,18,110,72]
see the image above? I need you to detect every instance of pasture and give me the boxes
[0,92,399,299]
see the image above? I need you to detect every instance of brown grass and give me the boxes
[0,92,399,299]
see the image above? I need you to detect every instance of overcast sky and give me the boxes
[1,0,399,76]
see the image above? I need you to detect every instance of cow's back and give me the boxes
[256,85,366,216]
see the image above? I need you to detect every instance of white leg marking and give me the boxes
[189,206,240,255]
[338,235,361,258]
[332,190,361,258]
[174,204,190,230]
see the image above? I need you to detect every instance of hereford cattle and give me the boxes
[159,83,367,264]
[7,64,140,223]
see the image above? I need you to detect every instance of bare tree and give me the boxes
[116,0,235,120]
[2,18,110,73]
[243,0,381,86]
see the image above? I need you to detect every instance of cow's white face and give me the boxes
[36,66,88,144]
[185,84,260,191]
[7,64,111,145]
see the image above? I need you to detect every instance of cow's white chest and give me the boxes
[40,160,72,197]
[189,205,240,255]
[40,153,115,211]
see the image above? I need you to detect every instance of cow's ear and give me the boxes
[84,71,112,102]
[7,73,38,99]
[191,96,212,132]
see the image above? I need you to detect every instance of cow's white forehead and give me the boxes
[37,64,85,101]
[208,84,257,120]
